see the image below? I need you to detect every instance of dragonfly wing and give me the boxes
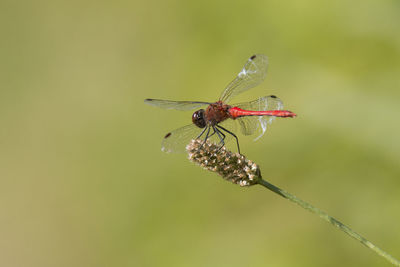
[219,54,268,103]
[145,99,210,111]
[161,124,206,153]
[233,95,283,140]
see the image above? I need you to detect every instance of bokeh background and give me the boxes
[1,0,400,266]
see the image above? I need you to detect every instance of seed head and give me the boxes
[186,139,262,186]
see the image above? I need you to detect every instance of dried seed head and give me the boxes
[186,139,262,186]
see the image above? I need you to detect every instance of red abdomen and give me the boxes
[229,107,296,118]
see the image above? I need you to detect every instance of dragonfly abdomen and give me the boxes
[229,107,296,118]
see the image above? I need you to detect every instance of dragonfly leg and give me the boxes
[213,126,226,151]
[208,128,217,139]
[213,126,224,144]
[213,126,226,144]
[217,128,226,144]
[196,126,208,139]
[216,125,240,154]
[199,126,211,150]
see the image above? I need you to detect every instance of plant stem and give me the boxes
[257,178,400,266]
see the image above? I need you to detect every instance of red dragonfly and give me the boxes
[145,54,296,153]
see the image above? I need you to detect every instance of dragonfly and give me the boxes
[145,54,296,154]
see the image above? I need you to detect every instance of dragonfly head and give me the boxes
[192,109,206,128]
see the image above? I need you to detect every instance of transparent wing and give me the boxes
[145,99,210,111]
[162,124,204,153]
[219,54,268,103]
[233,95,283,140]
[161,123,236,153]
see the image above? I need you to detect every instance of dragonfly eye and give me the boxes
[192,109,206,128]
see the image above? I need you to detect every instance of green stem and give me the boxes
[257,178,400,266]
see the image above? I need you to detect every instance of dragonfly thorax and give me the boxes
[204,102,231,126]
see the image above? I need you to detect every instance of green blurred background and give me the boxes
[1,0,399,266]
